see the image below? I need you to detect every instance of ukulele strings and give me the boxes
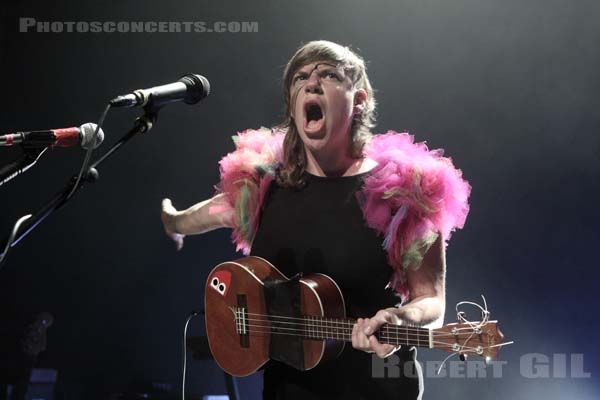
[233,316,486,350]
[243,322,475,350]
[241,316,432,340]
[234,323,489,353]
[237,321,513,357]
[235,310,480,338]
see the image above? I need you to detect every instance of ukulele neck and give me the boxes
[234,308,432,348]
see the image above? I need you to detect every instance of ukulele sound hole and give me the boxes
[237,294,249,348]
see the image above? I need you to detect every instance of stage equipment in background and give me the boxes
[185,313,240,400]
[0,312,55,400]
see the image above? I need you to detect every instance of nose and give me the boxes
[304,71,323,94]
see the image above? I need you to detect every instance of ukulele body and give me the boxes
[204,256,346,377]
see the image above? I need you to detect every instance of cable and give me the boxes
[0,104,110,268]
[182,310,203,400]
[67,103,111,199]
[0,214,32,271]
[411,346,424,400]
[0,147,48,188]
[435,295,492,374]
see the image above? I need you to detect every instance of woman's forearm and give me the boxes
[171,194,234,235]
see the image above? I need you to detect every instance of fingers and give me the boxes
[352,310,402,358]
[364,309,395,336]
[369,335,396,358]
[161,198,176,227]
[160,199,175,233]
[161,198,184,250]
[173,234,184,251]
[162,198,174,213]
[352,318,373,352]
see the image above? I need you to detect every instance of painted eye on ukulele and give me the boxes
[209,270,231,296]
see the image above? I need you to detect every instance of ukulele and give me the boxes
[205,256,506,377]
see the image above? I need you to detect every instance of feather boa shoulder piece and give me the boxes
[216,128,470,301]
[358,131,471,301]
[214,127,284,254]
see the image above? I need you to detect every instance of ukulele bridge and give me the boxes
[233,306,248,335]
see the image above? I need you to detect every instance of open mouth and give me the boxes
[306,104,323,122]
[304,102,324,133]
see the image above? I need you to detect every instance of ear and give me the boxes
[353,89,368,115]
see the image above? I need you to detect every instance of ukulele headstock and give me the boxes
[433,320,505,360]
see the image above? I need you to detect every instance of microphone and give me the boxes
[109,74,210,109]
[0,123,104,149]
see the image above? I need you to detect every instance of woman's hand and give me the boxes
[161,198,185,251]
[351,307,402,358]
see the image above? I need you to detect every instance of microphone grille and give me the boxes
[79,123,105,149]
[180,74,210,105]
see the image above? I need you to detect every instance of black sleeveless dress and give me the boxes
[250,172,422,400]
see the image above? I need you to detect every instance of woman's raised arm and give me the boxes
[160,194,234,250]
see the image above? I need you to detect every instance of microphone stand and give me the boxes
[0,109,159,262]
[0,147,48,187]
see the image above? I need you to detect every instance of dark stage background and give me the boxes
[1,0,599,399]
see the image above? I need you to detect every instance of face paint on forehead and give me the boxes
[290,86,301,120]
[309,62,338,73]
[296,62,342,79]
[289,61,343,116]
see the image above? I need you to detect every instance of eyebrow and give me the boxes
[294,62,339,76]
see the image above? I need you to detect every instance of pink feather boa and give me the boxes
[216,128,470,301]
[358,131,471,301]
[214,127,285,254]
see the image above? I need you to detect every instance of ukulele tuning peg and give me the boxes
[484,356,492,366]
[459,354,467,362]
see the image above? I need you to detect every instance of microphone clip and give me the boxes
[134,109,159,134]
